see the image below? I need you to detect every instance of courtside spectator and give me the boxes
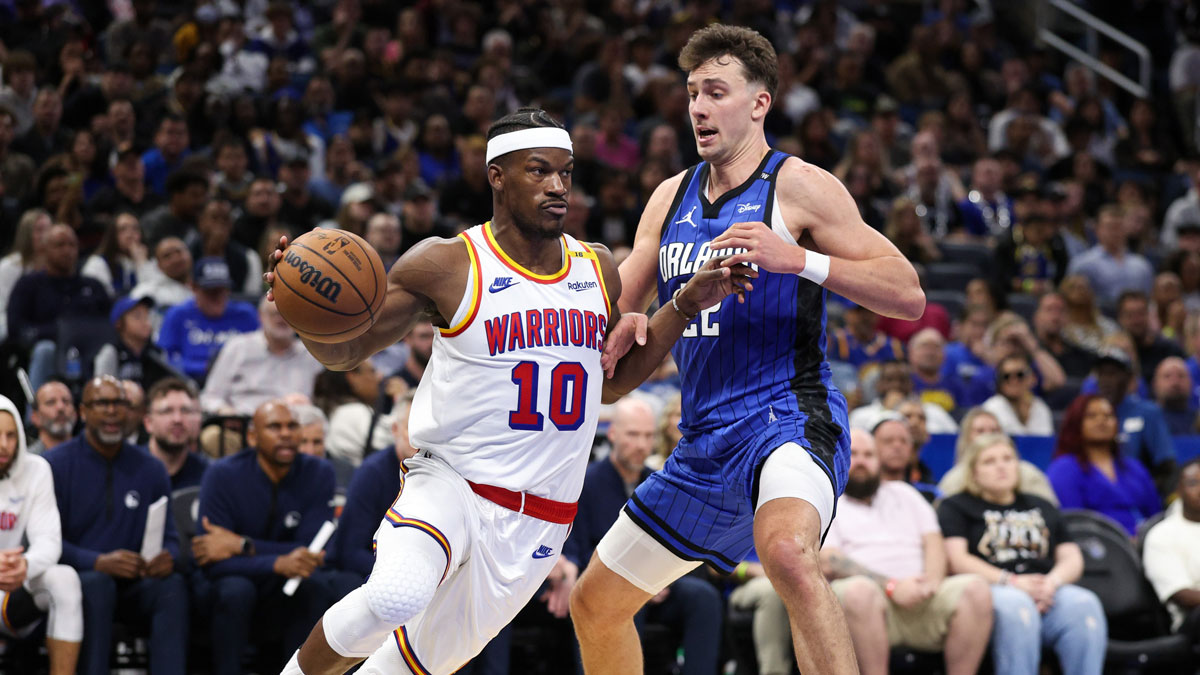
[291,403,355,493]
[313,365,389,467]
[937,408,1058,505]
[849,360,958,434]
[940,433,1107,675]
[201,296,323,416]
[1090,346,1177,494]
[1143,457,1200,633]
[0,393,83,674]
[7,225,110,390]
[195,400,339,674]
[94,295,174,391]
[821,428,993,675]
[81,211,155,298]
[982,353,1055,436]
[131,236,194,311]
[144,378,207,491]
[1153,357,1199,434]
[156,258,259,381]
[45,376,187,675]
[1048,394,1162,535]
[28,381,77,455]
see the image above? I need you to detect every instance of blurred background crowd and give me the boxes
[2,0,1200,673]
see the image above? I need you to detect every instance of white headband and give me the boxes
[485,127,573,164]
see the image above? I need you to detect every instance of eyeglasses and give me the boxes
[151,406,201,417]
[1000,370,1029,382]
[84,399,130,409]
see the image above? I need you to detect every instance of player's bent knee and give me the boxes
[362,549,441,626]
[323,587,402,658]
[760,538,822,589]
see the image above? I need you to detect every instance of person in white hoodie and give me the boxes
[0,394,83,675]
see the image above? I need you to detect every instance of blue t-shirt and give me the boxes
[1046,455,1161,535]
[156,298,259,378]
[1114,395,1176,469]
[941,342,993,408]
[141,148,191,196]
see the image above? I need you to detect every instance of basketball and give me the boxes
[273,229,388,344]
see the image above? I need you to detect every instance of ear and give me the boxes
[750,89,773,123]
[487,163,504,192]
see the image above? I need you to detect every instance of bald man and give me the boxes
[1153,357,1198,435]
[556,397,724,675]
[195,400,338,675]
[43,376,187,675]
[6,225,111,390]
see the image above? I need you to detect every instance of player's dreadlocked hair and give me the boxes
[485,107,565,141]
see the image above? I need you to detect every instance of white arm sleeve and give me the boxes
[21,457,63,580]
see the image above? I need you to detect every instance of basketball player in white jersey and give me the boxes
[269,108,755,675]
[0,394,83,675]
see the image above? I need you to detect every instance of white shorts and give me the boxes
[596,442,835,595]
[357,453,571,675]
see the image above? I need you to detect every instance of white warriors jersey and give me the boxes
[409,222,611,503]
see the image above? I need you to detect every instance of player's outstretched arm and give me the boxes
[710,159,925,321]
[265,233,464,370]
[592,245,755,403]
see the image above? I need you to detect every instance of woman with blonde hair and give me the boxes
[650,394,682,471]
[937,407,1058,504]
[938,433,1106,675]
[0,208,52,342]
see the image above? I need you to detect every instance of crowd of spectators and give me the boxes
[1,0,1200,672]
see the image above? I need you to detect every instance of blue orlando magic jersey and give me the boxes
[625,150,850,571]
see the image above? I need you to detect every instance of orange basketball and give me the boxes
[273,229,388,344]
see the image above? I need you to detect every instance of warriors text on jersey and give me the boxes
[409,222,610,503]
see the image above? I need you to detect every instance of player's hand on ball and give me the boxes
[601,313,648,378]
[681,256,757,313]
[262,232,290,303]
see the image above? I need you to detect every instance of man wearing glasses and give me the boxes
[43,375,189,675]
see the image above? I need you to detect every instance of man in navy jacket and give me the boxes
[44,376,187,675]
[558,398,723,675]
[195,400,339,675]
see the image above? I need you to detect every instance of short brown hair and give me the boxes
[147,377,198,407]
[678,24,778,100]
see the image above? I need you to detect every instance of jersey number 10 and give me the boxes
[508,361,588,431]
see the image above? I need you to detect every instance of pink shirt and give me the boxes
[825,481,939,580]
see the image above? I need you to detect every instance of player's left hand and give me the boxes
[709,221,805,274]
[143,551,175,578]
[600,313,648,378]
[680,257,757,313]
[539,556,578,618]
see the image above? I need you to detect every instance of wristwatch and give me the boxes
[240,537,254,556]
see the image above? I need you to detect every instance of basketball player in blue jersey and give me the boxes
[570,25,926,674]
[266,108,753,675]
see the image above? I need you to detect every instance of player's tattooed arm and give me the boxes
[820,548,889,587]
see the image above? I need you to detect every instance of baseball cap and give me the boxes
[110,295,154,326]
[341,182,375,206]
[1177,220,1200,235]
[1095,346,1133,371]
[194,257,233,289]
[404,178,433,201]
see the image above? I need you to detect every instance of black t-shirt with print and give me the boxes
[937,492,1068,574]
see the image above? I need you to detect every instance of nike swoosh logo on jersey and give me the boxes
[8,496,23,504]
[489,277,520,293]
[532,544,554,559]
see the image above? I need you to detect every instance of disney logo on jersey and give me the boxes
[567,280,597,292]
[489,277,520,293]
[485,308,607,357]
[736,203,761,214]
[658,240,758,283]
[675,205,698,228]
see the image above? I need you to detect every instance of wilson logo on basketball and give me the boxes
[283,250,343,302]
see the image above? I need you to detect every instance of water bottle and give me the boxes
[64,346,81,381]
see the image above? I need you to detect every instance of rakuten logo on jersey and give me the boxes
[567,280,597,292]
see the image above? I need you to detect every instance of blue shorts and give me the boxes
[622,402,849,574]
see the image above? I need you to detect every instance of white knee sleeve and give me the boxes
[323,531,446,658]
[28,564,82,642]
